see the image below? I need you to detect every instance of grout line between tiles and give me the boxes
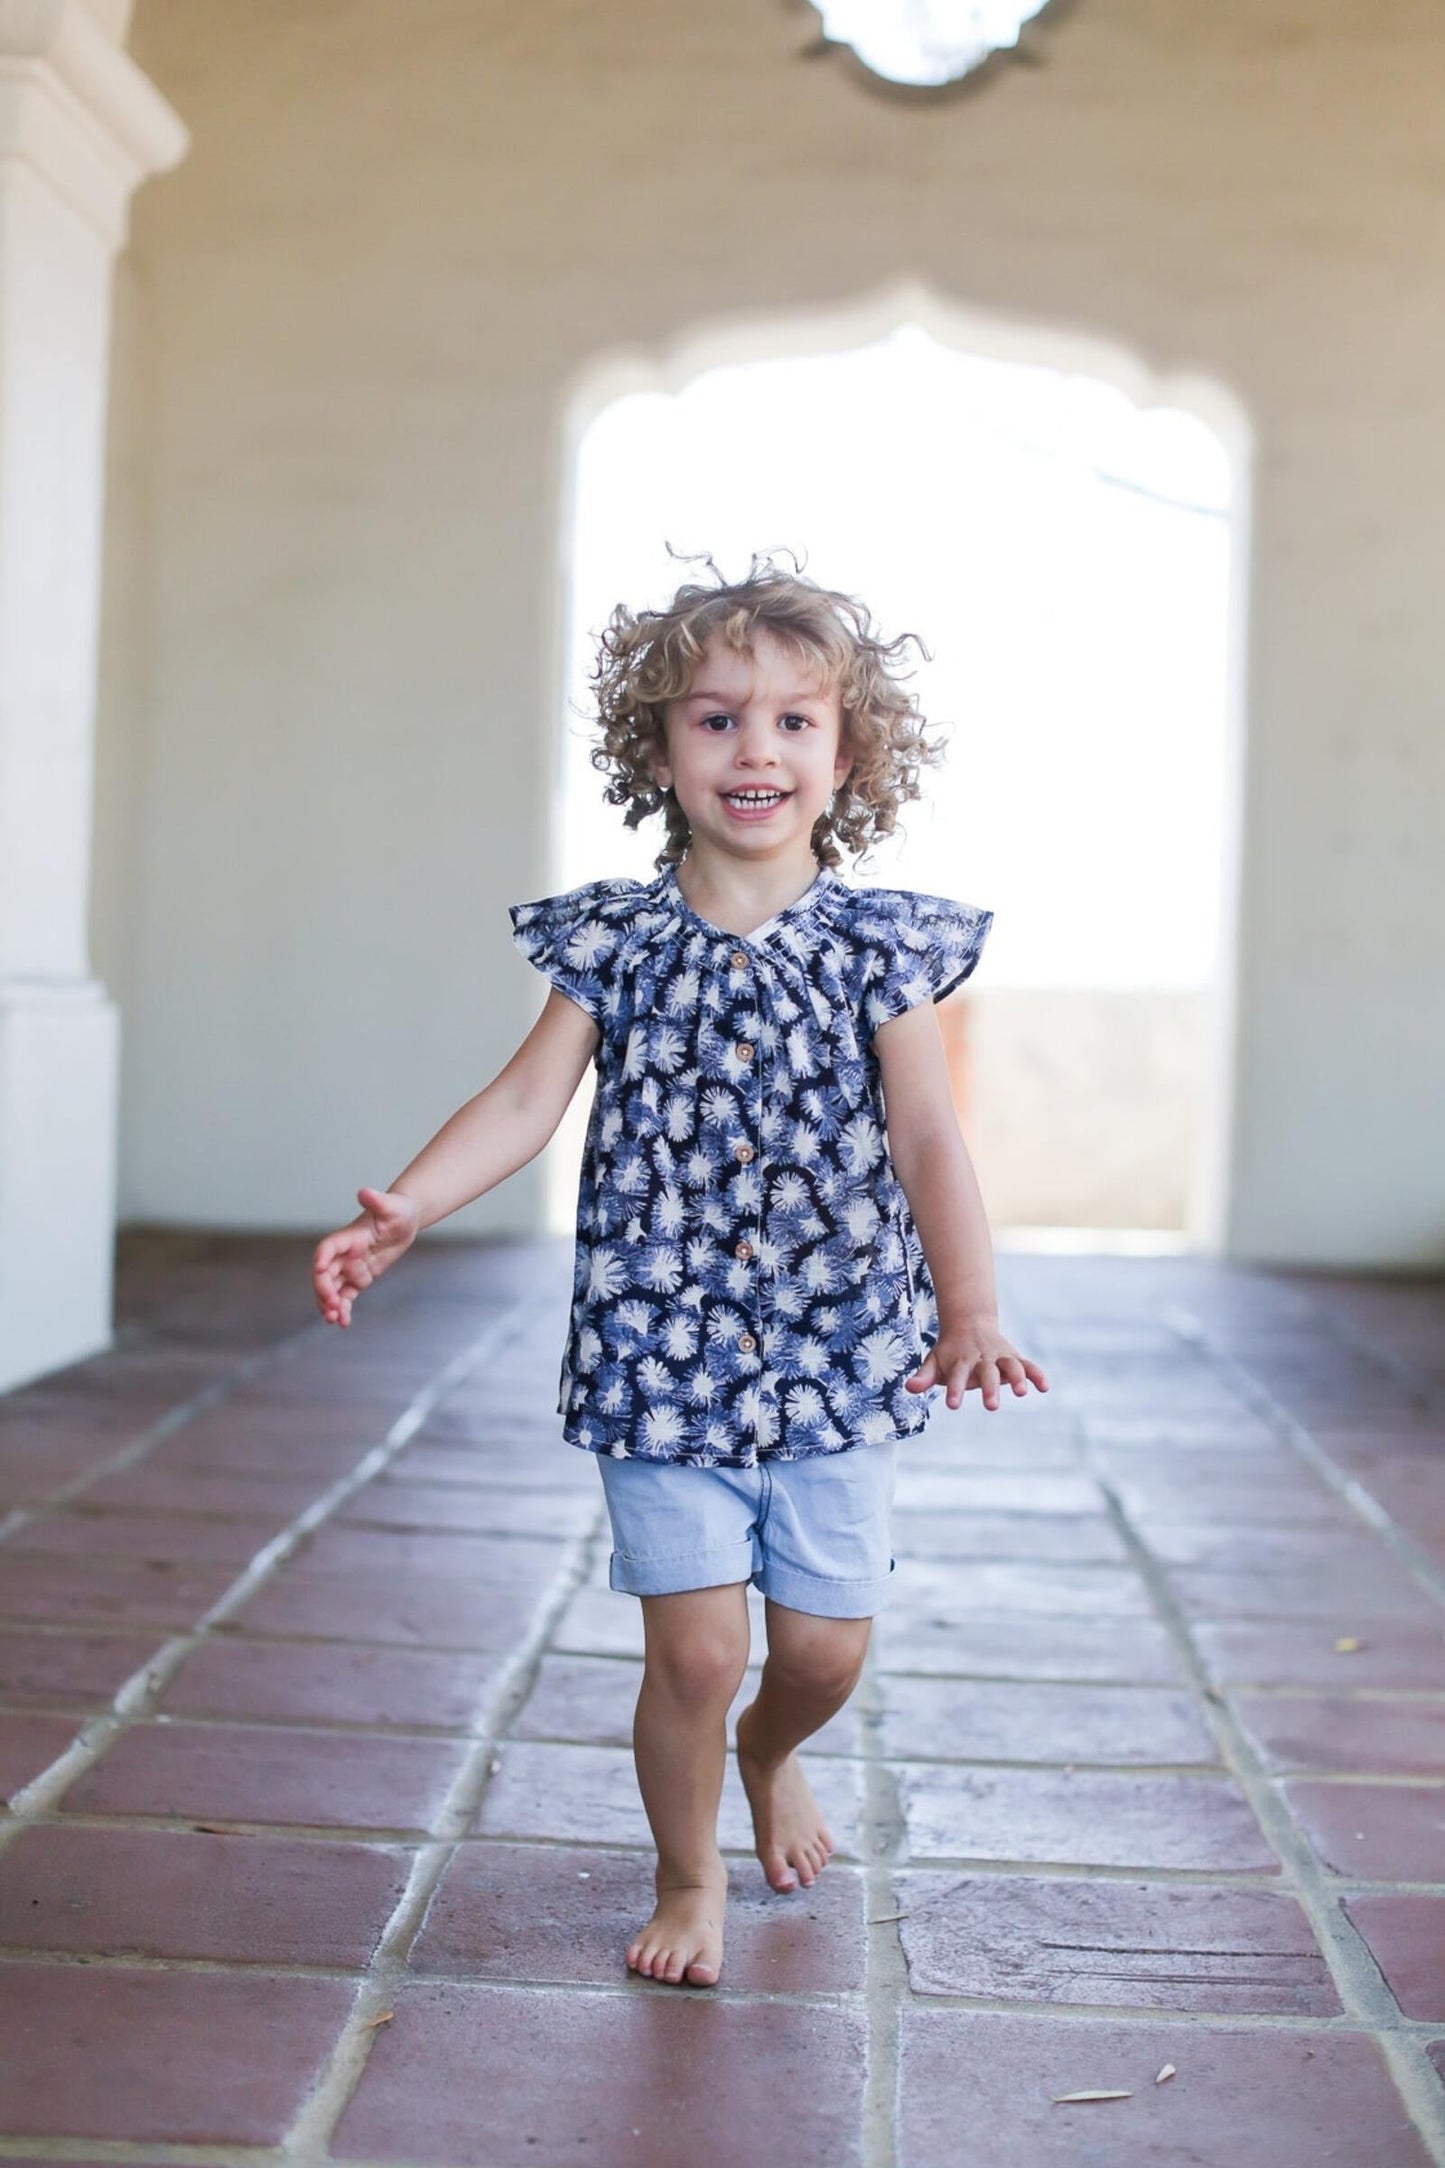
[0,1307,540,1852]
[857,1652,905,2168]
[277,1497,612,2160]
[1080,1307,1445,2165]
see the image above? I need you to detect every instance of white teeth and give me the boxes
[727,790,786,804]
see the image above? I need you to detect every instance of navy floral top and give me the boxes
[509,861,992,1469]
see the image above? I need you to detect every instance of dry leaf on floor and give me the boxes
[1155,2064,1176,2084]
[1333,1636,1366,1653]
[868,1911,909,1923]
[361,2012,394,2031]
[1052,2090,1133,2104]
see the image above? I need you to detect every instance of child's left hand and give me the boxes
[905,1320,1050,1412]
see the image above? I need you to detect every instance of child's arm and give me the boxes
[875,1000,1048,1412]
[311,990,600,1326]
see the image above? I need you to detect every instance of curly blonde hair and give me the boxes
[587,549,947,871]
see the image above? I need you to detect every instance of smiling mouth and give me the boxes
[722,788,791,809]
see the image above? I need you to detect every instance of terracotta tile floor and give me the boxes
[1,1230,1442,2165]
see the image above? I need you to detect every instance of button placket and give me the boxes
[735,1021,763,1378]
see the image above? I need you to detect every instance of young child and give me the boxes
[312,553,1048,1990]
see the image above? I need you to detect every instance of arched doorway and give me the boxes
[544,286,1251,1256]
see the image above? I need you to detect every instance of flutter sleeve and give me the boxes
[507,878,640,1028]
[857,886,994,1035]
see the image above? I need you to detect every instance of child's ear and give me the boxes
[832,726,854,790]
[646,729,672,793]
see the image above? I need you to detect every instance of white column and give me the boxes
[0,1,186,1389]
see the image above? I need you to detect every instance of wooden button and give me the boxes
[730,948,749,969]
[733,1141,755,1163]
[738,1333,757,1353]
[736,1042,755,1062]
[734,1240,753,1260]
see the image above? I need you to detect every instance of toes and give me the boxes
[765,1851,798,1891]
[686,1959,719,1986]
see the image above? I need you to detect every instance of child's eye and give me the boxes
[780,713,813,733]
[700,713,735,732]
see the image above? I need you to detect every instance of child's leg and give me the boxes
[735,1599,872,1891]
[627,1579,751,1987]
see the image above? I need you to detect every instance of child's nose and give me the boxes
[736,719,780,763]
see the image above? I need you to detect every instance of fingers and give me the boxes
[312,1223,377,1327]
[998,1355,1031,1397]
[907,1342,1052,1407]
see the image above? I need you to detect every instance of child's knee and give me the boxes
[641,1589,750,1706]
[768,1616,870,1703]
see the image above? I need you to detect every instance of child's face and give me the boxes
[652,629,853,868]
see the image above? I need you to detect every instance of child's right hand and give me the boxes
[312,1186,420,1326]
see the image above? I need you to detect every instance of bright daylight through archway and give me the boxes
[550,324,1238,1246]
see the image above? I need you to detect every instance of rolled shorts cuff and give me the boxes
[757,1555,896,1619]
[608,1533,757,1598]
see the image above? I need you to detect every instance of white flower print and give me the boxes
[686,1364,719,1404]
[796,1336,829,1377]
[653,1187,686,1237]
[856,1327,906,1388]
[840,1115,882,1175]
[576,1327,602,1372]
[730,1169,763,1213]
[650,1024,687,1075]
[586,1247,627,1301]
[664,1314,699,1360]
[800,1253,839,1296]
[664,1092,694,1141]
[615,1298,653,1337]
[643,1405,685,1451]
[791,1120,822,1164]
[786,1383,826,1427]
[642,1244,684,1294]
[803,1088,842,1140]
[843,1197,881,1243]
[700,1085,736,1128]
[638,1355,673,1397]
[770,1170,810,1213]
[567,922,616,970]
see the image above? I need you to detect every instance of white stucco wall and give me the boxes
[94,0,1445,1264]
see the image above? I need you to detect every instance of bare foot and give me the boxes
[735,1704,835,1892]
[626,1860,728,1987]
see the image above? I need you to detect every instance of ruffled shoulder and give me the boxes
[836,883,993,1034]
[508,877,650,1025]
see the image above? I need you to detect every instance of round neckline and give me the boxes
[662,861,834,944]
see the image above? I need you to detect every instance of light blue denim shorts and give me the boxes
[594,1441,900,1618]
